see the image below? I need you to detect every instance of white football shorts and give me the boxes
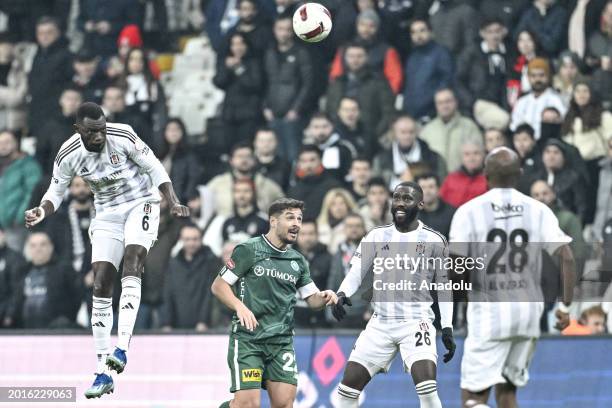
[89,199,160,270]
[348,315,438,377]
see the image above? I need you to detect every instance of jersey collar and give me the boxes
[261,234,287,253]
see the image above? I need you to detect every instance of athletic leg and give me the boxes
[116,244,146,351]
[411,360,442,408]
[225,389,261,408]
[267,381,297,408]
[336,361,372,407]
[495,382,518,408]
[461,388,492,407]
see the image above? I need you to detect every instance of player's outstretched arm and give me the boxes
[158,182,190,218]
[210,276,258,331]
[24,200,56,228]
[554,244,576,331]
[305,290,338,310]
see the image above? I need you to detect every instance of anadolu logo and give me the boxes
[254,265,265,276]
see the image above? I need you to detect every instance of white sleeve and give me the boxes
[449,205,471,256]
[337,233,374,298]
[541,206,572,255]
[435,241,453,329]
[297,282,319,299]
[124,127,171,187]
[41,159,73,211]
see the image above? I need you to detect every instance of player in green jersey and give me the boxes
[212,198,338,408]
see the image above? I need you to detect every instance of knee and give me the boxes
[270,399,292,408]
[122,255,144,277]
[233,399,260,408]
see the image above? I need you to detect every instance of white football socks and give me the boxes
[336,383,361,407]
[91,296,113,374]
[416,380,443,408]
[117,276,141,351]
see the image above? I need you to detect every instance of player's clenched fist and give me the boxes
[24,207,46,228]
[332,292,352,321]
[236,303,258,332]
[170,204,190,218]
[554,308,570,331]
[318,290,338,306]
[441,327,456,363]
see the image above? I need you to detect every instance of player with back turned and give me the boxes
[331,181,456,408]
[449,147,576,408]
[24,102,190,398]
[211,198,338,408]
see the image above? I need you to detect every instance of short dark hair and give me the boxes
[480,16,505,30]
[180,222,202,235]
[268,198,305,217]
[395,181,424,196]
[415,172,440,187]
[298,144,322,159]
[310,111,333,123]
[409,18,431,31]
[339,96,360,107]
[37,16,60,29]
[345,42,367,52]
[351,156,370,165]
[301,219,318,230]
[345,212,365,223]
[76,102,104,123]
[230,141,254,157]
[367,176,388,191]
[513,123,535,139]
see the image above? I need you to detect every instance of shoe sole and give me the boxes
[106,356,126,374]
[84,385,114,399]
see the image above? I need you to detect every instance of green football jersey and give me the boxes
[219,235,317,343]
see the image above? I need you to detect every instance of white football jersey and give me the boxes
[42,123,170,221]
[449,187,571,339]
[338,220,453,326]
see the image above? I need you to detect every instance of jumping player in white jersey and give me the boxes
[331,181,456,408]
[449,147,575,408]
[24,103,190,398]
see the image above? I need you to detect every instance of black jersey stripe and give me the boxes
[55,142,80,165]
[372,223,394,230]
[423,225,448,245]
[107,127,136,142]
[54,140,80,164]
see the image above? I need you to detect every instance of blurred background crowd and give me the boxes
[0,0,611,335]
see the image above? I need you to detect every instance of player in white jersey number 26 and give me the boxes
[24,103,190,399]
[331,181,456,408]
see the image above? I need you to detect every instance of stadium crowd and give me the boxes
[0,0,611,334]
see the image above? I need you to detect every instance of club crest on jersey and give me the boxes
[110,152,120,165]
[290,260,299,271]
[416,241,426,256]
[143,202,152,214]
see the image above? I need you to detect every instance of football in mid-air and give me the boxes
[292,2,332,43]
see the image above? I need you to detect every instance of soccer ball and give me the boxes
[292,2,332,43]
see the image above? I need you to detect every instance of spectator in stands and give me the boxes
[530,179,587,266]
[327,212,369,328]
[514,0,568,57]
[161,224,220,331]
[359,177,392,230]
[106,24,161,82]
[535,139,589,222]
[420,88,483,173]
[507,29,540,108]
[439,142,487,208]
[222,0,273,59]
[206,142,283,217]
[0,35,27,132]
[35,87,82,175]
[334,97,371,157]
[402,18,454,121]
[28,16,73,139]
[346,157,371,204]
[137,197,183,329]
[510,58,566,140]
[416,173,455,239]
[514,123,542,172]
[102,85,154,148]
[456,18,510,121]
[288,145,342,221]
[263,15,314,161]
[0,130,42,252]
[484,128,509,153]
[429,0,479,57]
[329,9,403,94]
[587,2,612,109]
[158,118,202,204]
[294,220,332,327]
[566,0,608,58]
[562,305,607,335]
[221,179,268,243]
[71,49,106,104]
[213,32,264,146]
[21,232,81,329]
[593,137,612,241]
[479,0,530,29]
[119,47,166,143]
[254,128,291,191]
[376,0,420,57]
[373,115,446,189]
[78,0,139,57]
[326,42,396,141]
[553,51,585,108]
[0,225,26,328]
[306,112,357,181]
[317,188,359,254]
[562,81,612,218]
